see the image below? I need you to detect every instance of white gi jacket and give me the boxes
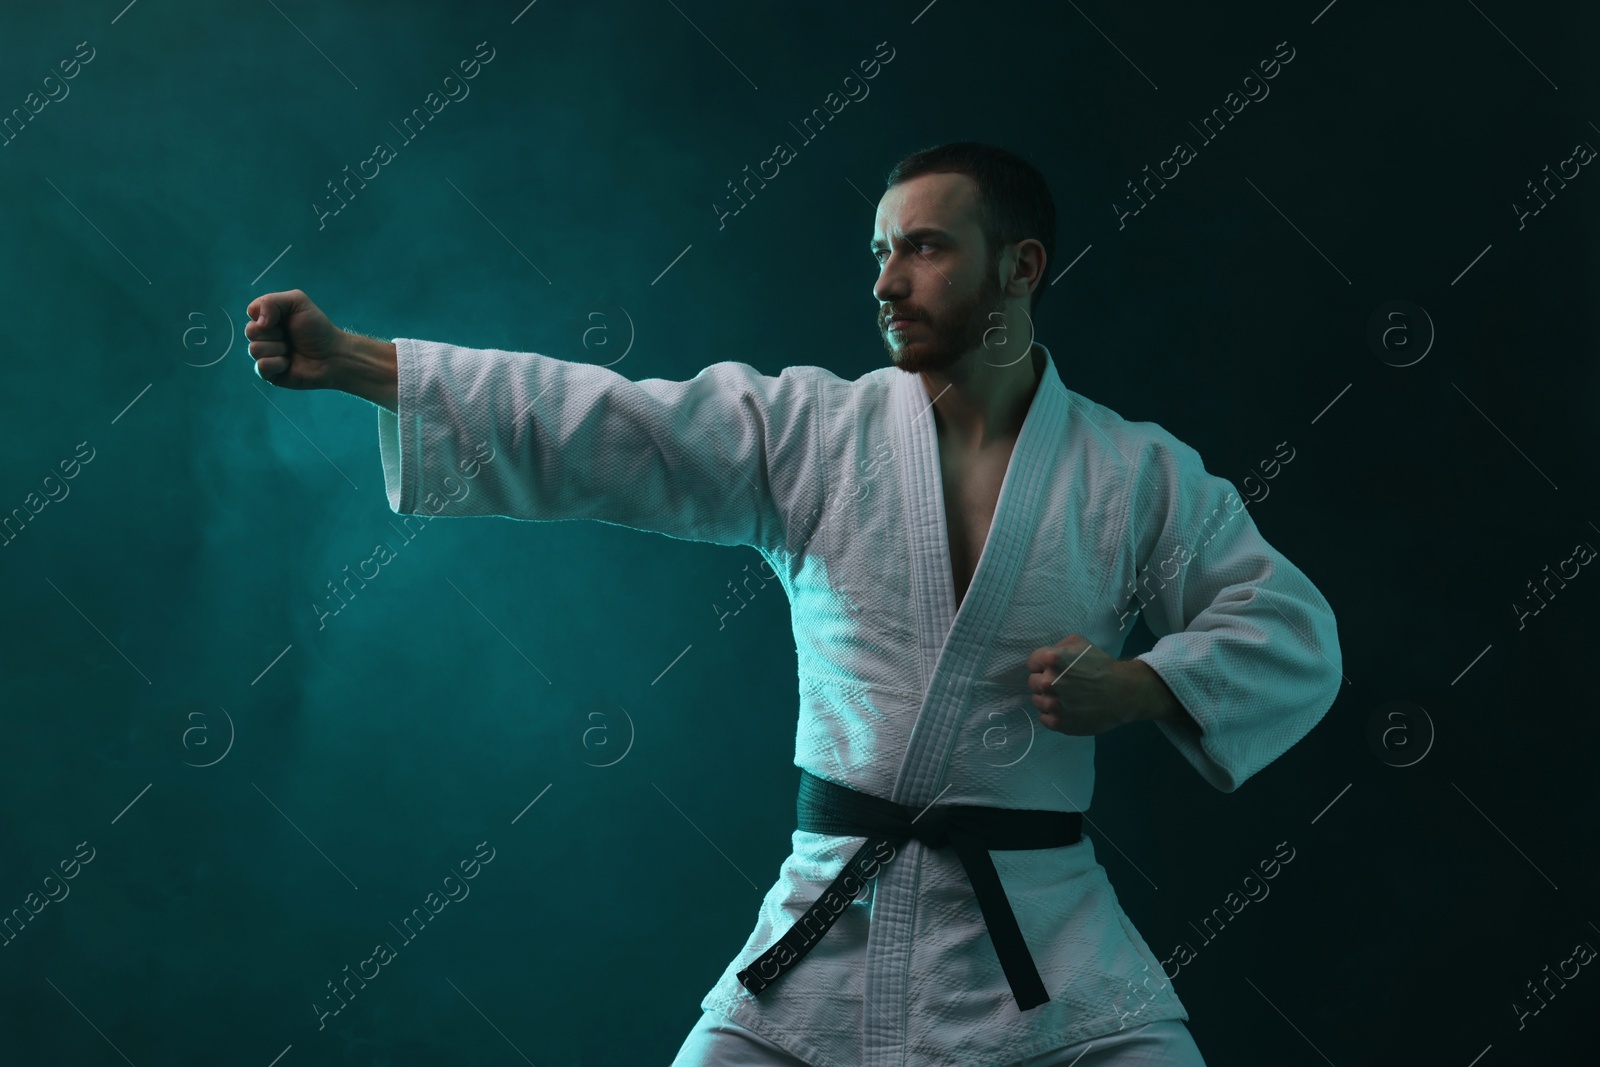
[376,337,1343,1066]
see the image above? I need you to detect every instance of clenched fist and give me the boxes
[245,289,345,390]
[1026,634,1141,736]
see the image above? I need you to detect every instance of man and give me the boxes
[247,141,1341,1065]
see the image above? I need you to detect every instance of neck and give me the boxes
[922,344,1044,449]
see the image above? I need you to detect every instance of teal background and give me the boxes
[1,0,1597,1063]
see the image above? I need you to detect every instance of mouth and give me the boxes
[887,315,916,331]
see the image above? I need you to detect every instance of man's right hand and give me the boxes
[245,289,345,390]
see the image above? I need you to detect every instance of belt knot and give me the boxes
[741,770,1086,1012]
[909,804,956,849]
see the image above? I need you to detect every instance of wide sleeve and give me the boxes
[375,337,822,552]
[1123,426,1343,793]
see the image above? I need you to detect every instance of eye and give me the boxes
[872,243,935,263]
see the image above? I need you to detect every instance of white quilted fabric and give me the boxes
[376,338,1343,1065]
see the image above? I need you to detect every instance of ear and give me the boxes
[1004,238,1047,301]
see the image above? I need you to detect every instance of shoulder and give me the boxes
[1059,389,1233,527]
[804,362,899,419]
[695,360,866,398]
[1060,387,1199,474]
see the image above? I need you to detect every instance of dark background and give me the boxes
[2,0,1596,1063]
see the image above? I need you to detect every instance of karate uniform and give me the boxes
[376,337,1343,1066]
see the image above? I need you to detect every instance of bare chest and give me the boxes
[940,441,1015,612]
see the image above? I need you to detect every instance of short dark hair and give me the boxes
[883,141,1057,316]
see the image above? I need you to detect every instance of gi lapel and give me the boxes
[887,343,1069,808]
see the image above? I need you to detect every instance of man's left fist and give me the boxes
[1026,634,1137,736]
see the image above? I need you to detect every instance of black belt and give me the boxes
[736,769,1083,1012]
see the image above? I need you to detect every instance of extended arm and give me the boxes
[245,289,823,553]
[338,333,399,414]
[373,336,823,552]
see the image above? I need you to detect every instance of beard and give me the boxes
[882,266,1007,376]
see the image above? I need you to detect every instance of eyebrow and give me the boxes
[869,227,953,252]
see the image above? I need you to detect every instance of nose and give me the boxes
[873,253,909,305]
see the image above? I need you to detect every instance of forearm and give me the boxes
[1118,657,1200,733]
[339,332,399,413]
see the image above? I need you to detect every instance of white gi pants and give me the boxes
[669,1009,1208,1066]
